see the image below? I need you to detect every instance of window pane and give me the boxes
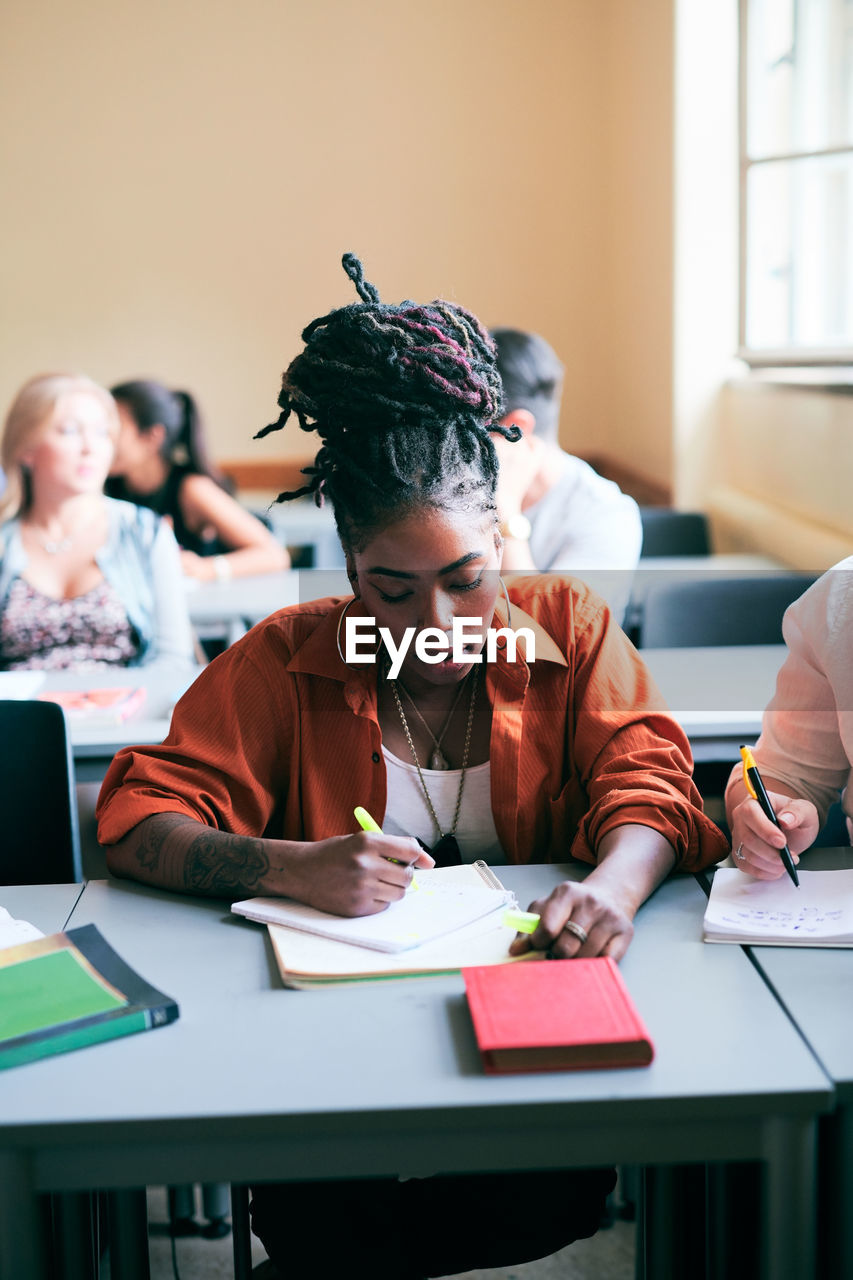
[745,152,853,351]
[747,0,853,157]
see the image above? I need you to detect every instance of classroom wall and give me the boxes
[0,0,616,469]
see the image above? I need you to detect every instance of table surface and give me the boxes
[741,847,853,1100]
[642,643,785,717]
[0,883,82,935]
[0,864,831,1190]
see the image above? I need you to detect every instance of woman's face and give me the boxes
[22,391,115,497]
[109,402,156,479]
[349,506,502,688]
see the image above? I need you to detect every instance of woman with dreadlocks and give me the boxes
[97,255,726,1277]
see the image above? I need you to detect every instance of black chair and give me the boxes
[0,699,81,885]
[639,573,816,648]
[639,508,711,558]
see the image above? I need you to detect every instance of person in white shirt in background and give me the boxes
[489,328,642,623]
[725,557,853,877]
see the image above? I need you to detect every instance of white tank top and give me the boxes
[381,746,506,864]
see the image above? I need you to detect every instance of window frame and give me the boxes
[738,0,853,367]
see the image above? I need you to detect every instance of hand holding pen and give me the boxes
[732,746,813,885]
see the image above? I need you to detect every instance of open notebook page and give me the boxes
[704,867,853,945]
[232,864,515,954]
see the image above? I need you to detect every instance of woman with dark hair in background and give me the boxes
[98,256,726,1278]
[107,379,290,581]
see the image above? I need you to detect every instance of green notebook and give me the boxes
[0,924,179,1070]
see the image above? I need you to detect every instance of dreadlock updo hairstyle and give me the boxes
[256,254,520,551]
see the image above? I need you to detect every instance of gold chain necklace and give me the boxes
[389,667,478,843]
[395,675,469,770]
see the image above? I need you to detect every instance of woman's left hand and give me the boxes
[508,878,635,962]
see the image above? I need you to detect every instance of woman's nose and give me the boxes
[419,591,455,634]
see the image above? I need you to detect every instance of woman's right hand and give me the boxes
[284,833,435,917]
[729,791,819,879]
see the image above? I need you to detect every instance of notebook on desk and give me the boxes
[233,861,544,987]
[703,867,853,946]
[232,861,515,954]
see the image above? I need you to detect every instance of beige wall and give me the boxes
[596,0,675,483]
[1,0,614,466]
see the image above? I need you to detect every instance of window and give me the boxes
[739,0,853,363]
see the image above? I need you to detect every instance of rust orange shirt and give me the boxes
[96,576,727,871]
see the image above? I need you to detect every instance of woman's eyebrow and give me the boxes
[367,552,485,579]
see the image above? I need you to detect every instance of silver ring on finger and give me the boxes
[735,842,746,862]
[563,919,589,945]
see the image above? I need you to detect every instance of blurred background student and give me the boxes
[490,328,642,622]
[107,379,290,582]
[0,373,194,671]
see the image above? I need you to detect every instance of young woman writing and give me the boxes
[97,256,726,1277]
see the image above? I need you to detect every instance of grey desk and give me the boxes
[0,865,831,1279]
[743,847,853,1277]
[642,645,786,762]
[0,884,82,933]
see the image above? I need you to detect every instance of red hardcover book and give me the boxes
[462,956,655,1074]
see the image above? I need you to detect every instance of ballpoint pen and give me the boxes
[353,806,419,889]
[739,745,799,887]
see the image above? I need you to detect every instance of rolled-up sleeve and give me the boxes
[566,603,728,872]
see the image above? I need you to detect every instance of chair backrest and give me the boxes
[0,700,82,885]
[639,574,817,648]
[639,508,711,558]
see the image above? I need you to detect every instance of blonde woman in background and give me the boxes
[0,373,194,671]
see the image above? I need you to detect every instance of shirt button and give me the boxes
[372,752,380,763]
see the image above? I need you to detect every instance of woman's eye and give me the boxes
[378,591,413,604]
[451,577,483,593]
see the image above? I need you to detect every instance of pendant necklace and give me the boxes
[388,666,478,867]
[395,674,469,770]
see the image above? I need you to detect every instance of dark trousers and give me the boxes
[250,1166,616,1279]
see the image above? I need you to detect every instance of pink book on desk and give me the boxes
[39,686,147,725]
[463,956,655,1074]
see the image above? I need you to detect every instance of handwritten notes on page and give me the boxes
[703,868,853,946]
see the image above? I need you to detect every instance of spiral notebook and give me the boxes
[232,861,515,955]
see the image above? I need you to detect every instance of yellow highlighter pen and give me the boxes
[354,807,419,890]
[503,909,541,934]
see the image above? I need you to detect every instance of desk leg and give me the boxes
[819,1105,853,1280]
[763,1118,817,1280]
[637,1163,707,1280]
[107,1189,150,1280]
[0,1149,45,1278]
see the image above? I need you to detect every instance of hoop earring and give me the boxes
[336,596,361,666]
[499,577,512,630]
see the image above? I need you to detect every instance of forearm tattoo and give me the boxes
[137,814,186,873]
[184,829,270,897]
